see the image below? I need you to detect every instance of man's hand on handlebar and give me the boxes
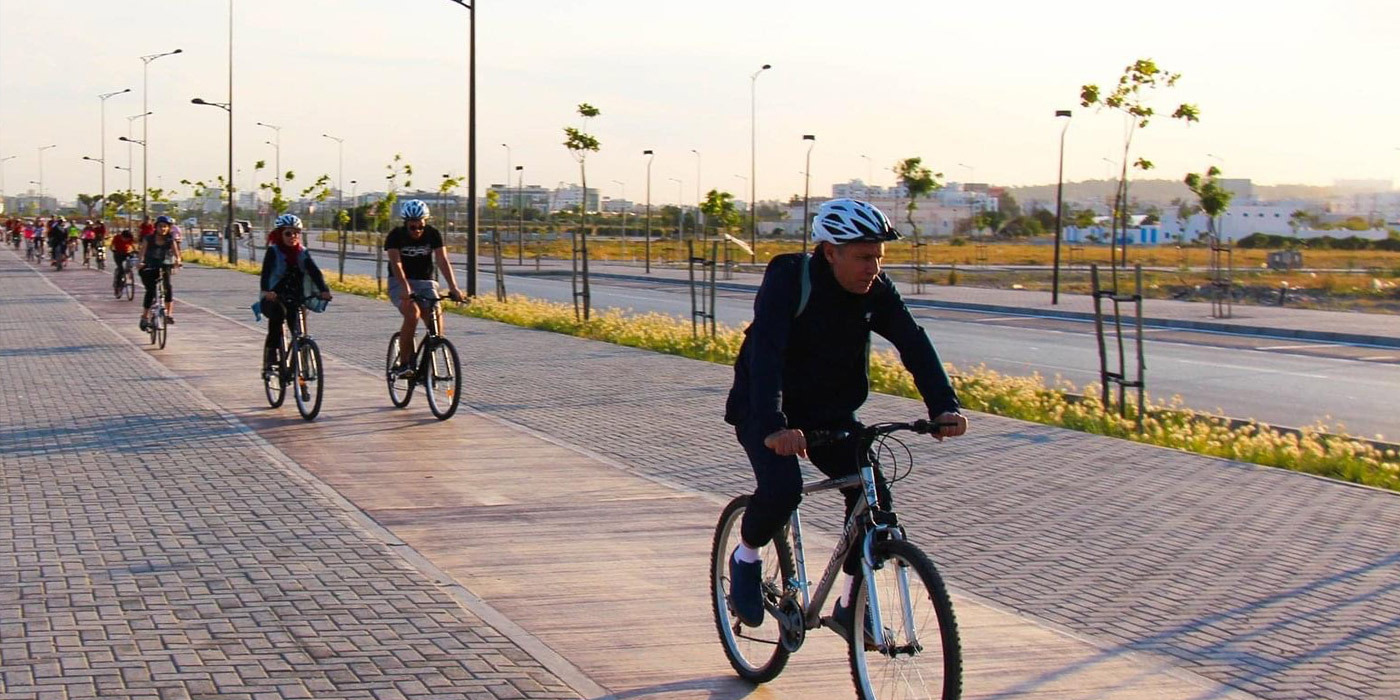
[447,287,465,303]
[764,428,808,458]
[929,412,967,441]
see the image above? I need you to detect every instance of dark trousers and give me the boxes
[140,266,172,309]
[261,298,302,362]
[736,420,889,575]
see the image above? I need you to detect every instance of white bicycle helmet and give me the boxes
[810,198,900,245]
[275,213,304,230]
[399,199,430,220]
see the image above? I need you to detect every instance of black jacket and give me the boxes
[725,252,960,436]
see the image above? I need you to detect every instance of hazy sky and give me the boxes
[2,0,1398,206]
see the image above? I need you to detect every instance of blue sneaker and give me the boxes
[826,597,878,650]
[728,551,765,627]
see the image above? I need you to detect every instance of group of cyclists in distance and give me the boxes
[13,196,970,687]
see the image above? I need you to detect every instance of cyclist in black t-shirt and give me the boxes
[383,199,464,375]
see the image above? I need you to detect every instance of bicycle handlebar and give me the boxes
[806,420,960,448]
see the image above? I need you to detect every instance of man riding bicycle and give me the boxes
[723,198,967,639]
[384,199,463,377]
[258,214,332,372]
[46,217,69,267]
[111,229,138,287]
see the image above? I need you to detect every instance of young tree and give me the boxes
[76,194,102,220]
[1080,59,1199,274]
[894,157,943,292]
[563,103,601,320]
[1184,166,1233,243]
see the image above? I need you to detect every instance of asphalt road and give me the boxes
[305,247,1399,438]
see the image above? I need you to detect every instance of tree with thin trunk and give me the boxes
[563,103,601,320]
[1079,59,1199,281]
[894,157,943,293]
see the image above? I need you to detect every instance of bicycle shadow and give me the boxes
[977,551,1400,699]
[0,344,106,358]
[586,676,763,700]
[0,408,245,457]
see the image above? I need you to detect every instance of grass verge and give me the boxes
[188,250,1400,492]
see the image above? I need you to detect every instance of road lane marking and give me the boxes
[1175,358,1329,379]
[1257,343,1339,350]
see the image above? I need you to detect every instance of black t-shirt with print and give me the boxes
[383,225,443,280]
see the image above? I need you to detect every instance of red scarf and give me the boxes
[277,239,304,269]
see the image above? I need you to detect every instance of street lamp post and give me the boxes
[861,154,873,185]
[958,162,975,235]
[256,122,282,190]
[750,63,770,264]
[444,0,477,297]
[113,165,132,224]
[802,135,816,242]
[611,179,626,259]
[97,88,131,225]
[643,149,653,273]
[322,133,345,280]
[192,98,236,264]
[139,47,183,221]
[501,143,510,253]
[669,177,683,241]
[691,149,702,240]
[37,145,57,211]
[1052,109,1072,305]
[0,155,16,213]
[349,179,358,248]
[515,165,524,265]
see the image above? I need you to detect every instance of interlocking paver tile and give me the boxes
[162,259,1400,699]
[0,252,579,698]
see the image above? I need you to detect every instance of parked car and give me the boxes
[199,230,222,251]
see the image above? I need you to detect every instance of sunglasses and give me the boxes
[407,222,425,231]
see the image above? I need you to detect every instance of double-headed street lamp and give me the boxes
[97,88,131,225]
[140,48,183,220]
[802,135,816,242]
[1052,109,1073,305]
[643,149,653,273]
[37,145,57,209]
[113,165,133,224]
[749,63,771,263]
[192,98,236,264]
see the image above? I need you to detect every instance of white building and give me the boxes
[551,185,600,213]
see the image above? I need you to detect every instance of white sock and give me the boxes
[734,543,761,564]
[837,575,856,607]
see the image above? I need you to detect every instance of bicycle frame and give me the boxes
[787,444,912,651]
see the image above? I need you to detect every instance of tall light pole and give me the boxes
[193,99,235,263]
[113,165,132,224]
[97,89,131,225]
[37,145,57,211]
[125,112,150,220]
[1052,109,1073,305]
[802,135,816,242]
[750,63,770,263]
[257,122,282,190]
[501,143,510,250]
[445,0,477,296]
[669,177,683,240]
[139,47,183,220]
[322,133,345,279]
[861,154,873,186]
[515,165,523,265]
[0,155,16,213]
[643,149,653,273]
[611,179,626,259]
[691,149,702,240]
[350,179,358,244]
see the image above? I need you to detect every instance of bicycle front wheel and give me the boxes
[849,539,962,700]
[710,495,795,684]
[424,337,462,421]
[125,272,135,301]
[155,312,167,350]
[386,332,414,408]
[292,337,324,421]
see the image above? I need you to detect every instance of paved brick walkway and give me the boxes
[172,259,1400,700]
[0,254,579,699]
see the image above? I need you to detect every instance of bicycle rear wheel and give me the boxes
[292,337,324,421]
[849,539,961,700]
[386,332,414,408]
[424,337,462,420]
[710,495,795,684]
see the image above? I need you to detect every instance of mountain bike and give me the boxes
[384,293,462,420]
[710,420,962,700]
[143,267,172,349]
[114,256,136,300]
[262,299,325,421]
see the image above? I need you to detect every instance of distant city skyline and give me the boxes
[2,0,1398,207]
